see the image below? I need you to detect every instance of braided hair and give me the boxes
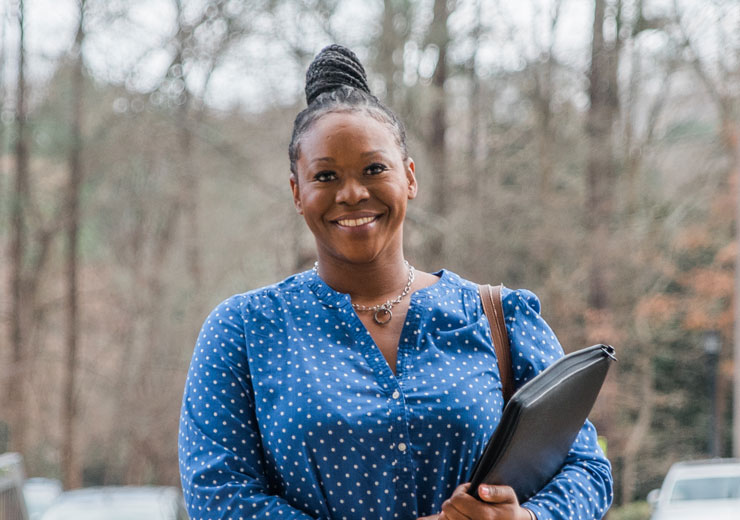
[289,44,409,176]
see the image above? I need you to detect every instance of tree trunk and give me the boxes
[536,61,554,200]
[535,0,561,200]
[61,0,85,490]
[620,358,654,503]
[7,0,29,457]
[466,0,484,198]
[0,0,7,211]
[425,0,449,266]
[180,94,201,294]
[585,0,621,455]
[728,116,740,457]
[586,0,619,312]
[175,0,201,298]
[377,0,398,107]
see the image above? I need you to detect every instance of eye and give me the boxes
[313,170,336,182]
[365,163,388,175]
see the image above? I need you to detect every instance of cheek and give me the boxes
[385,185,411,209]
[299,191,329,219]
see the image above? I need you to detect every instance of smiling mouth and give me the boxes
[334,215,380,227]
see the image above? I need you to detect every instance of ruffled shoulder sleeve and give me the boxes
[500,287,565,390]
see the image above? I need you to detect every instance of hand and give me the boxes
[436,483,533,520]
[417,516,440,520]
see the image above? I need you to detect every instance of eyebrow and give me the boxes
[310,156,334,165]
[309,150,387,165]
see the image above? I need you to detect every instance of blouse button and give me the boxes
[398,442,407,452]
[392,390,400,399]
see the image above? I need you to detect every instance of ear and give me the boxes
[290,174,303,214]
[405,158,417,200]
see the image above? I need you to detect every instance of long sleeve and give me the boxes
[178,297,316,520]
[501,288,614,520]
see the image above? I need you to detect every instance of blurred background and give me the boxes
[0,0,738,518]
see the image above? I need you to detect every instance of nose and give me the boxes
[336,176,369,205]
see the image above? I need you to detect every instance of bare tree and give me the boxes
[424,0,450,266]
[464,0,485,198]
[670,0,740,458]
[0,4,8,213]
[376,0,412,108]
[7,0,29,457]
[532,0,562,199]
[614,2,675,503]
[60,0,86,490]
[585,0,620,313]
[100,0,257,482]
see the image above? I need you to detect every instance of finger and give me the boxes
[442,493,489,520]
[440,498,470,520]
[478,484,519,505]
[439,483,473,520]
[450,483,471,497]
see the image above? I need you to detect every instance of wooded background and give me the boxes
[1,0,738,512]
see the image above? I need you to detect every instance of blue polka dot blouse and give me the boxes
[178,269,613,519]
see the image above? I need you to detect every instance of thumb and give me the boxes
[478,484,518,504]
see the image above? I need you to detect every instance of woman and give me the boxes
[178,45,613,520]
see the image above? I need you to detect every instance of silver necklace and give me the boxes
[313,260,415,325]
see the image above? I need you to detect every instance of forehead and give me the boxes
[300,111,401,160]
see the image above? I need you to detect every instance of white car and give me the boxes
[23,478,63,519]
[39,486,188,520]
[648,458,740,520]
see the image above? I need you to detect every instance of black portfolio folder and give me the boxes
[467,344,616,503]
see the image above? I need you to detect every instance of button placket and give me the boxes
[389,292,425,518]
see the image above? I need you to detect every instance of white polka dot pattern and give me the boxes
[178,269,613,519]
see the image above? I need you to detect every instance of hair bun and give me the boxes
[305,44,371,105]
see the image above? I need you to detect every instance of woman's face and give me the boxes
[291,111,417,266]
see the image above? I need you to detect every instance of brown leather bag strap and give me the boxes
[479,284,514,403]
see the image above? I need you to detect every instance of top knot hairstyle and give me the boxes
[304,44,371,105]
[289,44,409,175]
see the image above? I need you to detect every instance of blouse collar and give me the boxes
[306,267,453,309]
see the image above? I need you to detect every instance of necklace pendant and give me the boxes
[373,307,392,325]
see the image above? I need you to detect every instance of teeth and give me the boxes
[337,216,375,227]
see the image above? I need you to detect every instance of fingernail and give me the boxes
[480,485,491,497]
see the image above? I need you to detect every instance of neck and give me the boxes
[314,252,411,304]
